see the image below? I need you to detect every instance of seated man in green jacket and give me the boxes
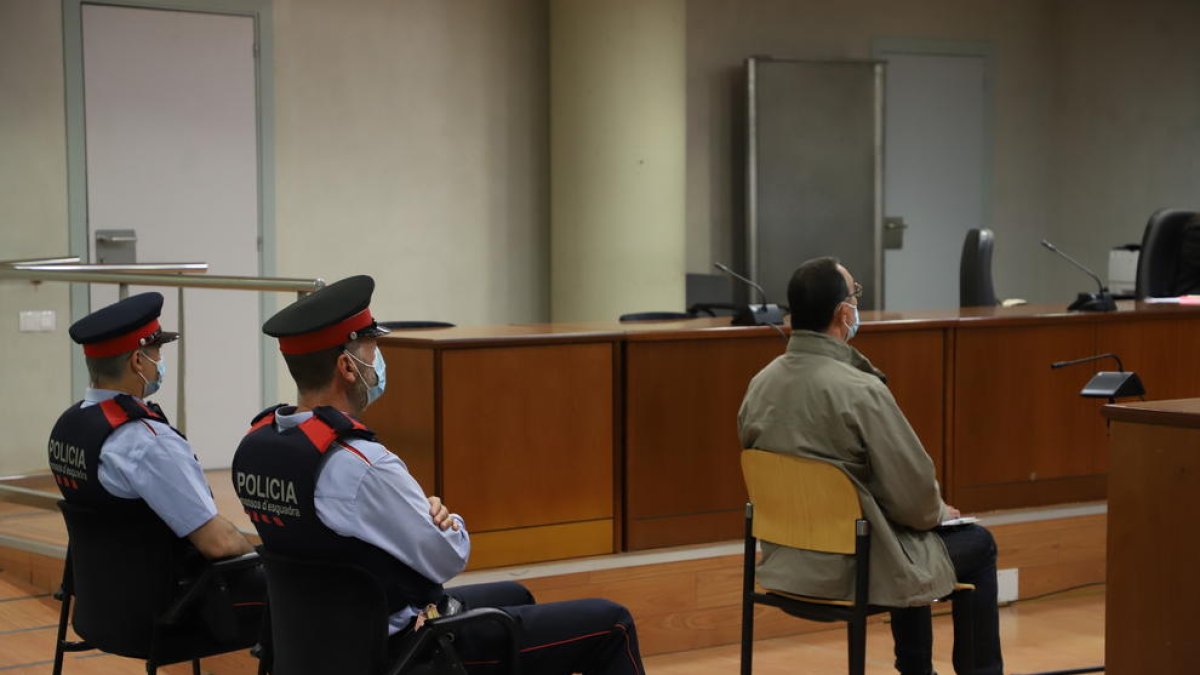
[738,256,1002,675]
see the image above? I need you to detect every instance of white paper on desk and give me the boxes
[1144,297,1182,304]
[939,516,979,527]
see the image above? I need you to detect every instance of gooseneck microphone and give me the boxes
[714,262,770,306]
[1051,352,1126,372]
[1040,240,1117,312]
[1049,351,1145,401]
[713,262,787,327]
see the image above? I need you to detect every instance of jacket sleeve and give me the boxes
[850,383,945,531]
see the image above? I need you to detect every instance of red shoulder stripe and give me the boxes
[298,416,338,453]
[247,413,276,435]
[98,399,130,429]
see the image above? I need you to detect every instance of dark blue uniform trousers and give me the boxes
[441,581,643,674]
[889,524,1004,675]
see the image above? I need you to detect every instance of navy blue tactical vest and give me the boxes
[48,395,173,514]
[232,405,442,613]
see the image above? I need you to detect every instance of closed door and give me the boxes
[882,52,988,311]
[82,4,260,468]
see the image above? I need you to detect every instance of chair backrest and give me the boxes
[959,228,997,307]
[58,500,183,657]
[262,551,389,675]
[618,311,692,322]
[740,450,862,555]
[1135,209,1200,298]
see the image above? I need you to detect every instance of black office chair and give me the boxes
[53,500,264,675]
[262,552,520,675]
[379,321,456,330]
[1134,208,1200,299]
[618,311,693,322]
[960,228,998,307]
[739,450,974,675]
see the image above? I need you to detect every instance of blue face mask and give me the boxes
[138,350,166,398]
[843,302,860,341]
[346,346,387,408]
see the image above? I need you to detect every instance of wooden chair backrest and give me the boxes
[740,449,863,555]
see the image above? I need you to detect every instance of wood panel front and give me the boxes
[439,343,615,556]
[624,335,785,550]
[362,345,437,489]
[852,328,946,486]
[952,321,1107,511]
[1104,414,1200,674]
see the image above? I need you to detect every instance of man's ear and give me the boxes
[334,351,356,383]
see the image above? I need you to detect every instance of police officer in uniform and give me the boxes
[49,292,265,645]
[233,275,644,674]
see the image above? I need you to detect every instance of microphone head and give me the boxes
[713,262,731,273]
[1040,240,1056,251]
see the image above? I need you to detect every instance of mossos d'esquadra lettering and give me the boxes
[48,440,87,470]
[235,471,298,505]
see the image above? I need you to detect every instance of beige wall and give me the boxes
[549,0,686,322]
[685,0,1200,306]
[272,0,549,327]
[685,0,1059,303]
[1,0,1197,474]
[0,0,550,474]
[0,0,72,476]
[1045,0,1200,296]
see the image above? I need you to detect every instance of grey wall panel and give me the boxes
[748,58,882,309]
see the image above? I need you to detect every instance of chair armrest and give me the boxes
[160,551,261,625]
[384,607,519,675]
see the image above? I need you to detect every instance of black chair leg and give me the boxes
[53,588,72,675]
[740,597,754,675]
[192,657,201,675]
[847,616,866,675]
[740,506,756,675]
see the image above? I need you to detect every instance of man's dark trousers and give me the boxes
[889,524,1003,675]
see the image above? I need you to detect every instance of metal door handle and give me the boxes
[96,234,137,243]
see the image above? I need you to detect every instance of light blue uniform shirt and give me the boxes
[273,409,470,633]
[83,388,218,538]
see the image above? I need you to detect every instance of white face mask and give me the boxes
[842,302,860,341]
[345,346,387,408]
[137,350,166,398]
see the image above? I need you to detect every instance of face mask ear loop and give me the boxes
[343,349,371,400]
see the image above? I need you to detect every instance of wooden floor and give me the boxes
[644,586,1105,674]
[0,472,1109,672]
[0,561,1103,674]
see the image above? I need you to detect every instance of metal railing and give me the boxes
[0,258,325,506]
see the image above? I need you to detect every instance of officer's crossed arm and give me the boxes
[187,514,255,559]
[427,495,461,532]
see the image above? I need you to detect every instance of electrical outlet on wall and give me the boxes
[18,310,57,333]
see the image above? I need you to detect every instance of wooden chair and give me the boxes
[739,449,974,675]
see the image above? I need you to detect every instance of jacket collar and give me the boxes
[786,330,887,383]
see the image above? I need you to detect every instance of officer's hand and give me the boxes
[943,504,962,520]
[428,496,458,531]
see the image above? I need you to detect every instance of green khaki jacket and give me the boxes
[738,330,956,607]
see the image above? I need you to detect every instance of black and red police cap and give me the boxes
[263,275,389,355]
[68,292,179,358]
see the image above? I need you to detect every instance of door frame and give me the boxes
[62,0,277,405]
